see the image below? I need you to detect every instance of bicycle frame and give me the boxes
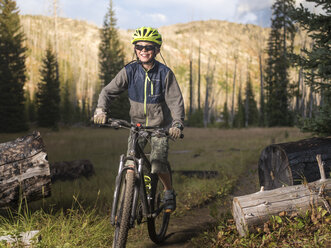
[110,125,165,228]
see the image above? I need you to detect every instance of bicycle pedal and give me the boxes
[165,209,173,213]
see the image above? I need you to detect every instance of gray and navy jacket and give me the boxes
[97,60,185,128]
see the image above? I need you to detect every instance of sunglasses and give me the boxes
[135,44,156,51]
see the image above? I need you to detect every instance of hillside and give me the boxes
[21,15,270,113]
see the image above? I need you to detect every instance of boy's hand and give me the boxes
[93,108,107,124]
[169,125,182,139]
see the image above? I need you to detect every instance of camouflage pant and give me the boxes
[126,132,170,173]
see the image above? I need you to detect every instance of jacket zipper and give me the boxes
[144,71,152,126]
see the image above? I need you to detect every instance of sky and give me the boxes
[16,0,319,30]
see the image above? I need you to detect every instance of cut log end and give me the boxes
[258,138,331,190]
[232,198,247,236]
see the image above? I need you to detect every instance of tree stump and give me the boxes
[258,137,331,190]
[232,178,331,236]
[0,131,51,208]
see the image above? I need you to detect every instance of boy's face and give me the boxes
[134,41,159,64]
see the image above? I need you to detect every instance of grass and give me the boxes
[0,126,314,246]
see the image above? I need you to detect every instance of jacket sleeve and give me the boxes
[97,67,128,112]
[164,70,185,127]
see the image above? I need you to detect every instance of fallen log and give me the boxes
[50,159,95,182]
[232,178,331,236]
[234,155,330,236]
[0,132,95,208]
[258,137,331,190]
[0,131,51,208]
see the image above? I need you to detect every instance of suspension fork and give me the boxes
[110,155,135,225]
[130,158,146,227]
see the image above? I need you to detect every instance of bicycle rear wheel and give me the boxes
[147,174,170,244]
[112,170,135,248]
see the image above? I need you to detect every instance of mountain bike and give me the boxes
[101,118,182,247]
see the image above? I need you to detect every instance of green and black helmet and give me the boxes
[131,27,162,47]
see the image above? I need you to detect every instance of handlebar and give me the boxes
[95,118,184,139]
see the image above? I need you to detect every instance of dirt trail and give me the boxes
[140,164,260,247]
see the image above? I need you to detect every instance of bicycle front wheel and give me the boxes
[112,170,135,248]
[147,174,170,244]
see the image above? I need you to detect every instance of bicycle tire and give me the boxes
[147,174,170,244]
[112,170,135,248]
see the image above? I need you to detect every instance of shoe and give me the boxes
[164,189,176,212]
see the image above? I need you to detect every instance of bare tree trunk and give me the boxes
[297,33,307,118]
[309,85,314,118]
[301,74,306,118]
[225,61,228,105]
[203,55,217,127]
[203,77,209,128]
[189,57,193,116]
[245,78,249,128]
[53,0,60,91]
[53,0,58,57]
[204,57,211,128]
[296,67,303,112]
[231,54,238,127]
[257,29,265,127]
[198,40,201,110]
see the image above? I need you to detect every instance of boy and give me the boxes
[94,27,184,211]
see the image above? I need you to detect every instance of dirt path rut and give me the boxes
[140,164,259,247]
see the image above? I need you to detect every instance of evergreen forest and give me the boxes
[0,0,330,135]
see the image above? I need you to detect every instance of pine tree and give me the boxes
[290,0,331,136]
[244,73,259,126]
[265,0,296,126]
[98,0,130,121]
[0,0,28,132]
[234,83,245,128]
[61,80,72,124]
[25,89,36,123]
[36,45,60,128]
[221,102,230,128]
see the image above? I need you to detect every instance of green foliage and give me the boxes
[233,85,245,128]
[264,0,296,127]
[36,45,60,128]
[299,91,331,136]
[220,102,230,128]
[61,80,73,124]
[98,0,129,121]
[186,109,204,127]
[192,208,331,247]
[25,88,37,123]
[289,0,331,136]
[244,75,259,126]
[99,1,124,86]
[0,0,28,132]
